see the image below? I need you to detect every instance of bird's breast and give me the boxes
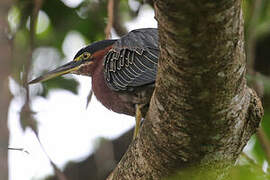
[92,68,136,116]
[91,63,154,117]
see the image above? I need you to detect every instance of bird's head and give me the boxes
[28,39,116,84]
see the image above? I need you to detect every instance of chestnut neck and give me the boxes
[91,46,117,109]
[91,57,108,93]
[90,45,136,116]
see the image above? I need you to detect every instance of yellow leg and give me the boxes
[133,104,142,139]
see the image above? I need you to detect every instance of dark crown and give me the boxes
[73,39,117,59]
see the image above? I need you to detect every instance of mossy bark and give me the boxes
[108,1,263,180]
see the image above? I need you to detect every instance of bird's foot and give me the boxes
[133,104,142,140]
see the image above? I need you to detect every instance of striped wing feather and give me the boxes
[104,28,159,91]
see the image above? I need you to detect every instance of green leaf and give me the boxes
[165,164,269,180]
[229,165,268,180]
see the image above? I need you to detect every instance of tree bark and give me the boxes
[108,1,263,180]
[0,0,12,179]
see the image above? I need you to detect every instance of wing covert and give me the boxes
[104,28,159,91]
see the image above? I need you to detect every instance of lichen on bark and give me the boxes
[107,1,264,180]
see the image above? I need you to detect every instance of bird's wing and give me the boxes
[104,28,159,91]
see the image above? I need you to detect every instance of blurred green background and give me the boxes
[5,0,270,179]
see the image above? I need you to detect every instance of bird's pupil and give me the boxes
[83,53,88,59]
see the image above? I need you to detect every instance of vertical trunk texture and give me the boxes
[0,0,12,179]
[108,0,264,179]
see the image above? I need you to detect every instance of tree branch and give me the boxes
[0,1,13,179]
[112,0,127,37]
[105,0,114,39]
[105,0,128,38]
[108,1,263,179]
[256,127,270,163]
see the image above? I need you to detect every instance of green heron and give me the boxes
[29,28,159,139]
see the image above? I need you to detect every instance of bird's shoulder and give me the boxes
[113,28,159,52]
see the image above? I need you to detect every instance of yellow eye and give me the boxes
[83,52,91,59]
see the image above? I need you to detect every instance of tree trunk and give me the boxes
[108,1,263,180]
[0,0,12,179]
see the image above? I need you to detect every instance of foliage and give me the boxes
[243,0,270,173]
[253,109,270,163]
[166,164,269,180]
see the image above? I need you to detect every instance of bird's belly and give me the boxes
[106,86,155,117]
[94,87,154,117]
[101,92,136,116]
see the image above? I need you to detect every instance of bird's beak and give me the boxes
[28,60,82,84]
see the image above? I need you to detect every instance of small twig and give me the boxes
[22,0,43,99]
[105,0,114,39]
[113,0,128,36]
[21,1,68,179]
[33,132,68,180]
[241,152,257,166]
[257,127,270,163]
[8,147,29,154]
[20,0,42,133]
[241,152,270,174]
